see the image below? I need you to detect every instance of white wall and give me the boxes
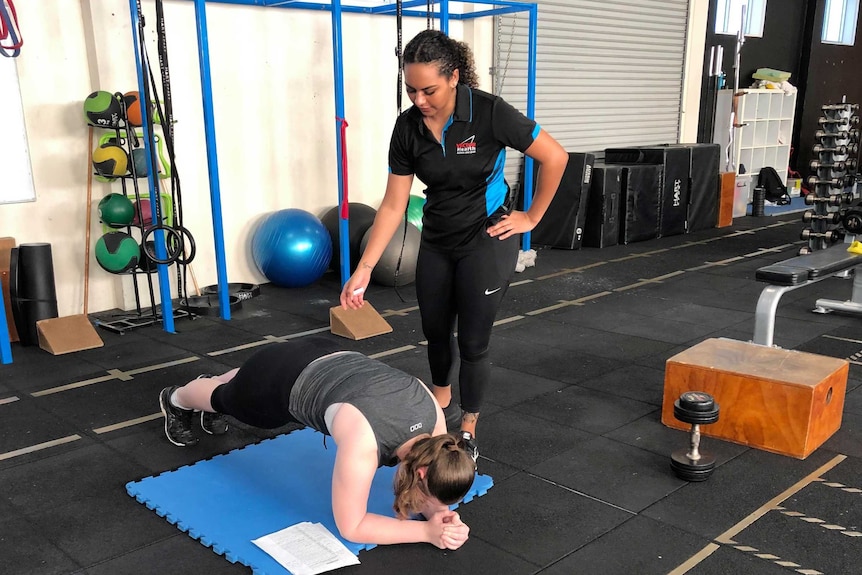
[4,0,701,317]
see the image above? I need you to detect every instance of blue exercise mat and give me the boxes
[127,428,493,575]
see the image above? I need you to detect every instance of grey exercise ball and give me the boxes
[360,220,420,286]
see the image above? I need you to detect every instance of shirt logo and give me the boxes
[456,135,477,155]
[409,422,423,432]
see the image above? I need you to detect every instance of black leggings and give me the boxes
[210,337,342,429]
[415,231,519,413]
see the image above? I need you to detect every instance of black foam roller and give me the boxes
[10,243,59,347]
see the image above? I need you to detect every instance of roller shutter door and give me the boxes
[494,0,690,192]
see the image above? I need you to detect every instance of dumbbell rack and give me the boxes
[801,101,860,254]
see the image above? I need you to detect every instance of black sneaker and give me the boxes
[159,386,199,447]
[194,374,229,435]
[461,431,478,462]
[201,411,229,435]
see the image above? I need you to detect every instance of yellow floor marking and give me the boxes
[0,435,81,461]
[94,413,162,434]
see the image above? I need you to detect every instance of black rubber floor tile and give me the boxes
[577,364,667,405]
[482,365,567,408]
[0,443,151,515]
[74,337,195,371]
[657,301,753,329]
[844,386,862,415]
[476,409,594,470]
[145,317,265,354]
[683,543,798,574]
[500,320,676,362]
[536,515,711,575]
[491,334,620,384]
[641,448,840,540]
[529,436,688,512]
[821,410,862,457]
[795,333,862,359]
[605,315,718,345]
[102,417,267,475]
[29,488,177,567]
[220,304,327,337]
[3,346,103,393]
[0,396,83,456]
[339,536,538,575]
[82,533,247,575]
[514,385,657,435]
[459,471,632,568]
[670,271,755,294]
[726,498,859,575]
[0,515,81,575]
[604,411,750,463]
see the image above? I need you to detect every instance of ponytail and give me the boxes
[392,433,476,518]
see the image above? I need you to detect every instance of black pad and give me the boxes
[619,165,661,245]
[605,146,691,237]
[661,143,720,232]
[583,163,621,248]
[522,152,595,249]
[755,246,862,286]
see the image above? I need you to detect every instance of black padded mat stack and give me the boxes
[521,152,595,249]
[618,165,662,245]
[605,146,690,238]
[583,163,622,248]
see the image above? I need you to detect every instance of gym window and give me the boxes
[822,0,859,45]
[715,0,767,37]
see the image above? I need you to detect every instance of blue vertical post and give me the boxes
[332,0,350,287]
[440,0,449,33]
[129,0,175,332]
[521,5,537,252]
[0,285,11,364]
[193,0,231,319]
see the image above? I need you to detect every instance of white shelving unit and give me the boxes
[713,88,797,185]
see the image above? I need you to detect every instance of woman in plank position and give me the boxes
[158,336,475,550]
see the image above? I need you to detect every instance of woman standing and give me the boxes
[341,30,569,460]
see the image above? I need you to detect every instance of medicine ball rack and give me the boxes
[800,101,861,254]
[87,92,195,335]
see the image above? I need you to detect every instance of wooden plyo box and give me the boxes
[662,338,848,459]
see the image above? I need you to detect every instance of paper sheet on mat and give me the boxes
[252,522,360,575]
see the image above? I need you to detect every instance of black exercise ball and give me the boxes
[320,203,377,272]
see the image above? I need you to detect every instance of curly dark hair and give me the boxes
[402,29,479,89]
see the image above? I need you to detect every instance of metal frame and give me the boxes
[128,0,538,330]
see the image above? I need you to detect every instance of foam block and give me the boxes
[127,428,493,574]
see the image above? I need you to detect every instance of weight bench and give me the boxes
[754,245,862,346]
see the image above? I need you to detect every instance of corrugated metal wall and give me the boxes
[494,0,690,190]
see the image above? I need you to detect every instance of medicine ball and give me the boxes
[406,194,425,231]
[98,193,135,228]
[83,91,121,128]
[360,220,420,286]
[93,143,129,178]
[95,232,141,274]
[123,91,145,127]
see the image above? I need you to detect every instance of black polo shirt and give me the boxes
[389,84,539,249]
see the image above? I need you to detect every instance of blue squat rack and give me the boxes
[126,0,538,333]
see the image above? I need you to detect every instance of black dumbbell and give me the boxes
[843,208,862,234]
[813,144,850,155]
[807,176,845,189]
[822,103,860,112]
[804,192,853,206]
[810,160,847,172]
[802,209,841,224]
[801,228,841,242]
[671,391,720,482]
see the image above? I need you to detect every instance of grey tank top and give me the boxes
[289,352,437,467]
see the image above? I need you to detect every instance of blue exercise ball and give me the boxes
[251,209,332,288]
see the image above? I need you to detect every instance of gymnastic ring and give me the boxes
[169,225,196,265]
[141,224,183,265]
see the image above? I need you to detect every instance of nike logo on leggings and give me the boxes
[484,287,502,296]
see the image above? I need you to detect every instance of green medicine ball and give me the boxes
[83,91,121,128]
[98,193,135,228]
[93,143,129,178]
[95,231,140,274]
